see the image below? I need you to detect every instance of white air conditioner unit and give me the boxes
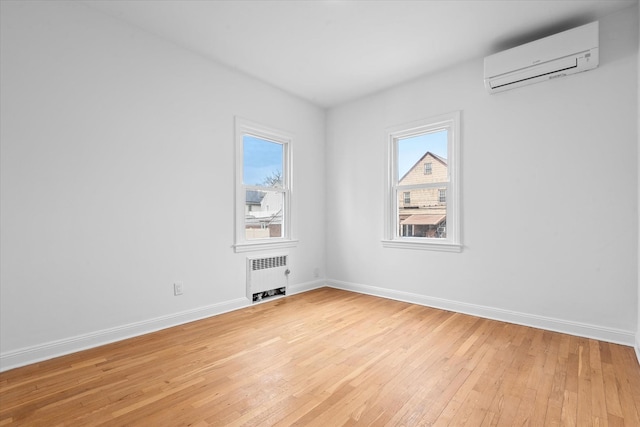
[484,21,598,93]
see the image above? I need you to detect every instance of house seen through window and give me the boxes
[397,130,448,238]
[243,136,284,240]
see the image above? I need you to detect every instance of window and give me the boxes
[234,118,296,253]
[403,192,411,205]
[383,111,461,252]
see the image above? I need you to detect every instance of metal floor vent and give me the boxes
[247,254,289,303]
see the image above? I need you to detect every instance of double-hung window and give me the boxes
[383,111,461,252]
[234,117,296,253]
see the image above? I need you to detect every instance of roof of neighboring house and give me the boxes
[399,151,447,183]
[400,214,446,226]
[246,190,265,205]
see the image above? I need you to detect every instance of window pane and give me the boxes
[243,135,283,186]
[245,190,283,240]
[397,189,447,238]
[398,130,447,183]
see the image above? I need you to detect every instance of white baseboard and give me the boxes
[0,297,249,372]
[289,279,326,295]
[327,279,636,347]
[0,279,327,373]
[2,278,632,372]
[635,335,640,366]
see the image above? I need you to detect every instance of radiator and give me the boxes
[246,254,289,302]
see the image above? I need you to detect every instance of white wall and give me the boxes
[326,6,639,344]
[1,0,638,371]
[0,1,325,369]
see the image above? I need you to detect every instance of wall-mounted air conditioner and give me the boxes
[484,21,599,93]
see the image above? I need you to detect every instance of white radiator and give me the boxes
[246,254,289,302]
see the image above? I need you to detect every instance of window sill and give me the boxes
[234,239,299,253]
[381,239,462,253]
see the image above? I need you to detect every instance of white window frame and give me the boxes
[234,117,297,253]
[383,111,462,252]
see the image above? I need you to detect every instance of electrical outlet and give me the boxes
[174,282,184,296]
[313,268,320,278]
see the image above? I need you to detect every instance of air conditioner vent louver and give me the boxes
[489,59,578,90]
[251,255,287,271]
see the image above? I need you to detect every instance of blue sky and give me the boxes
[243,131,445,185]
[243,135,283,186]
[398,130,448,179]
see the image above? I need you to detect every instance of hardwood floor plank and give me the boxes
[589,340,609,427]
[560,390,578,427]
[576,339,593,426]
[609,343,640,426]
[1,288,639,426]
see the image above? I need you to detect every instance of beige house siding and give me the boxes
[399,187,446,209]
[398,152,447,237]
[399,153,447,210]
[399,153,447,186]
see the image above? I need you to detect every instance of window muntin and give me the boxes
[384,112,461,252]
[235,118,296,253]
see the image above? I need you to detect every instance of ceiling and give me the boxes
[83,0,638,108]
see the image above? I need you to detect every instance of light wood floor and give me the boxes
[1,288,639,426]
